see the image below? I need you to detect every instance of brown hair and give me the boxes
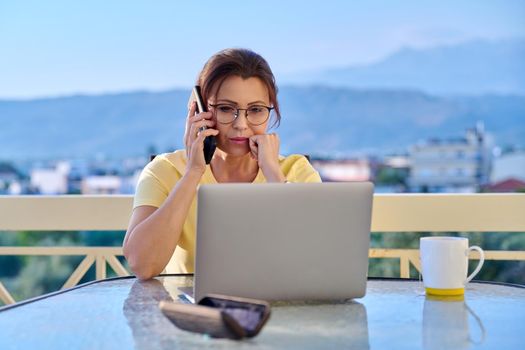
[197,48,281,128]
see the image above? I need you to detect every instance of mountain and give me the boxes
[1,87,524,160]
[282,39,525,96]
[0,90,189,160]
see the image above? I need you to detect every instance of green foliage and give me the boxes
[0,232,23,277]
[15,231,82,246]
[79,230,126,246]
[375,167,408,185]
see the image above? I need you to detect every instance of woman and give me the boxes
[123,48,321,280]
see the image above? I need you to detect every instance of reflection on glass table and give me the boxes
[423,295,485,350]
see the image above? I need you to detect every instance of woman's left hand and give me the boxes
[249,133,285,183]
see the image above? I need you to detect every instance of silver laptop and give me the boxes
[190,182,373,302]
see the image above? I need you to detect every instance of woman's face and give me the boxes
[209,75,271,157]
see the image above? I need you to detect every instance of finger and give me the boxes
[193,119,216,132]
[189,111,213,124]
[195,129,219,143]
[188,112,213,143]
[271,133,280,149]
[190,121,216,142]
[184,102,197,149]
[249,143,257,159]
[187,90,196,109]
[249,141,258,161]
[187,101,196,119]
[197,127,219,138]
[249,135,260,147]
[249,137,258,152]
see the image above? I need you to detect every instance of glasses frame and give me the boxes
[209,104,274,126]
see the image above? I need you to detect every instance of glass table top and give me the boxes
[0,275,524,349]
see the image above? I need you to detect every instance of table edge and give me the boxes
[0,273,191,312]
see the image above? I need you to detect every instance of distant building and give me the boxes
[311,158,374,182]
[30,161,71,194]
[81,176,122,194]
[483,178,525,193]
[120,169,142,194]
[7,181,23,195]
[31,169,68,194]
[491,150,525,183]
[383,155,411,169]
[408,123,493,192]
[0,162,21,194]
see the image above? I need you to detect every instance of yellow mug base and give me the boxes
[425,287,464,296]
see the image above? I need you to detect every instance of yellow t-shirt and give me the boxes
[133,150,322,273]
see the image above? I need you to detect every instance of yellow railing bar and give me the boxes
[0,247,123,255]
[1,194,524,232]
[0,282,15,305]
[62,255,96,289]
[371,193,525,232]
[0,195,133,231]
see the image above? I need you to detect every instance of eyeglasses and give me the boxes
[209,104,273,126]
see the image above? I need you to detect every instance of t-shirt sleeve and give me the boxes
[285,155,322,183]
[133,155,183,208]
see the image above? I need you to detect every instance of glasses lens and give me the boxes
[246,106,270,125]
[215,105,237,123]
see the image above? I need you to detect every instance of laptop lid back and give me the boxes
[195,182,373,301]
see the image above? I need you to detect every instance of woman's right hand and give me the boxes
[183,101,219,176]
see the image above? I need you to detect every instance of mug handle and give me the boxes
[466,246,485,283]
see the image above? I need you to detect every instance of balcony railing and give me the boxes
[1,193,524,305]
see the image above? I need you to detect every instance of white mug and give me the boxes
[420,237,485,296]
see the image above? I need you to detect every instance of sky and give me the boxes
[1,0,524,99]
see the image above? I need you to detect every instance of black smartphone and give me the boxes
[159,294,271,339]
[159,300,241,339]
[198,294,271,338]
[192,85,216,164]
